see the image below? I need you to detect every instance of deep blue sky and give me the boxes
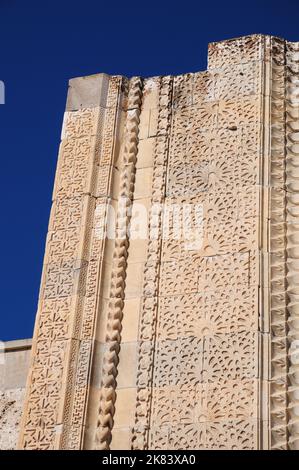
[0,0,298,341]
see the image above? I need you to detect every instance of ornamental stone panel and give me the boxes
[15,35,299,450]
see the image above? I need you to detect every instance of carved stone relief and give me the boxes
[17,35,299,450]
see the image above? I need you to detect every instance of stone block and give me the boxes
[124,262,144,299]
[136,137,155,169]
[110,427,132,450]
[116,342,138,389]
[133,167,153,200]
[66,74,110,111]
[113,388,137,428]
[121,298,141,343]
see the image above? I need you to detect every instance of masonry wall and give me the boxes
[17,35,299,450]
[0,340,31,449]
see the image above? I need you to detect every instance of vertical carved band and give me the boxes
[61,77,122,449]
[19,75,122,450]
[268,38,288,450]
[131,76,173,450]
[286,42,299,450]
[95,77,143,450]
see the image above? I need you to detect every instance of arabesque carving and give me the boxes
[17,35,299,451]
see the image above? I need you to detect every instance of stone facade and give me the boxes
[0,340,31,449]
[12,35,299,450]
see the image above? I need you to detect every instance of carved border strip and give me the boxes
[60,77,123,449]
[95,77,143,450]
[18,109,103,449]
[131,76,173,450]
[19,76,123,450]
[286,41,299,450]
[268,37,288,450]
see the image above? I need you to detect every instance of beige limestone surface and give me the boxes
[12,35,299,450]
[0,340,31,449]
